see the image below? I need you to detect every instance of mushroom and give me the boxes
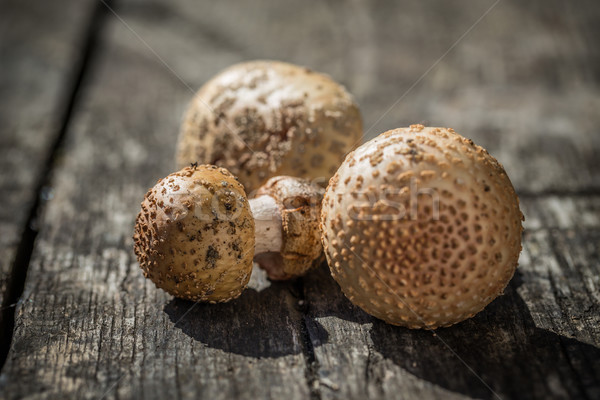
[133,165,323,302]
[320,125,523,328]
[253,176,324,280]
[176,60,363,194]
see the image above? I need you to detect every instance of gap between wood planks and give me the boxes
[294,278,323,400]
[0,0,111,371]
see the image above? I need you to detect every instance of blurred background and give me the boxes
[2,0,599,193]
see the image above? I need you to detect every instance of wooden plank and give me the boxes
[0,3,312,399]
[0,0,96,358]
[288,0,600,396]
[520,196,600,231]
[302,195,600,400]
[346,0,600,194]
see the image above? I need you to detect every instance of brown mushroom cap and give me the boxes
[176,60,363,193]
[253,176,324,280]
[321,125,523,328]
[133,165,255,302]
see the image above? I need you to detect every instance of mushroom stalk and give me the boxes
[250,176,325,280]
[249,194,283,254]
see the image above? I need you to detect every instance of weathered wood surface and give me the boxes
[0,0,96,362]
[303,195,600,400]
[1,0,599,399]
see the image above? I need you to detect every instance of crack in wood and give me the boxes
[0,0,111,371]
[295,278,323,400]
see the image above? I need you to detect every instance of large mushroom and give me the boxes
[320,125,524,328]
[176,60,363,193]
[133,165,323,302]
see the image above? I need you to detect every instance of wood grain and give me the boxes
[1,0,599,399]
[0,4,311,398]
[302,195,600,399]
[0,0,96,359]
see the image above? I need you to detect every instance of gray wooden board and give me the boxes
[0,6,311,399]
[1,0,600,399]
[0,0,96,348]
[302,195,600,400]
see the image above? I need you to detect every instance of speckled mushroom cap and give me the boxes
[254,176,324,280]
[133,165,255,302]
[176,60,363,193]
[321,125,523,328]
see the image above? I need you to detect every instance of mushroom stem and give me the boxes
[249,176,325,280]
[249,194,283,254]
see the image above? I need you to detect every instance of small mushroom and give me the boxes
[176,60,363,193]
[320,125,524,328]
[133,165,254,302]
[253,176,324,280]
[133,166,323,302]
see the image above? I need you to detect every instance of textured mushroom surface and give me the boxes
[176,60,363,193]
[253,176,324,280]
[321,126,524,328]
[133,165,255,302]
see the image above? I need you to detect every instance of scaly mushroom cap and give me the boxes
[321,125,523,328]
[133,165,255,302]
[176,60,363,193]
[254,176,324,280]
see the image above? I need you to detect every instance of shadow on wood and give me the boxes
[302,262,600,399]
[164,280,329,358]
[369,271,600,399]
